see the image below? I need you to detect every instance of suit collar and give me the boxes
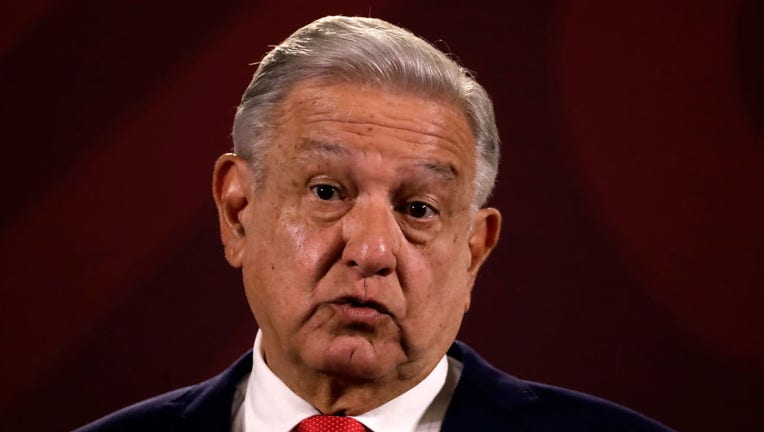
[442,340,538,430]
[170,351,254,431]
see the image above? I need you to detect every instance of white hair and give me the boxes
[232,15,500,208]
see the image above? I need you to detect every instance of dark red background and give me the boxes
[1,1,762,431]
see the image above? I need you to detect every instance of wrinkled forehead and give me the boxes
[268,78,477,163]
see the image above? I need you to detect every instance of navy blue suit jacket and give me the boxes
[75,341,674,431]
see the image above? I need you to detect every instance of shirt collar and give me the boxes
[240,330,449,432]
[353,355,448,432]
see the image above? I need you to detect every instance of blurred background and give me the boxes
[1,1,762,430]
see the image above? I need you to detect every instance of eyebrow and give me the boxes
[418,162,457,182]
[294,139,349,160]
[294,138,458,182]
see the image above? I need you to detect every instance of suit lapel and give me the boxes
[172,351,254,431]
[441,341,538,431]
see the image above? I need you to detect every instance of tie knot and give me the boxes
[297,415,368,432]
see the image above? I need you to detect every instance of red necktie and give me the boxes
[297,415,368,432]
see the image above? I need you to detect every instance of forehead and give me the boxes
[267,80,477,176]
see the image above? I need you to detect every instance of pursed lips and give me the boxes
[330,296,392,323]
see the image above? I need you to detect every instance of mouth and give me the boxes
[331,297,391,324]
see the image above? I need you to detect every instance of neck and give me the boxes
[265,352,434,415]
[287,364,432,415]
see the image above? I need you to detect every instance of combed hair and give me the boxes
[232,15,500,208]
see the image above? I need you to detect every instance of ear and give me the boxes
[467,207,502,278]
[212,153,255,268]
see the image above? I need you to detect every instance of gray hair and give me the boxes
[232,15,500,208]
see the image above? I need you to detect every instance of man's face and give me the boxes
[215,80,499,387]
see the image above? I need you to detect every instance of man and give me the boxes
[77,16,673,431]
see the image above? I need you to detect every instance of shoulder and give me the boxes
[73,385,199,432]
[520,381,673,431]
[74,351,253,432]
[443,341,674,432]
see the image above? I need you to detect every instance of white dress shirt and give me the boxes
[231,331,463,432]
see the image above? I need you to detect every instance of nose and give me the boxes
[341,197,399,277]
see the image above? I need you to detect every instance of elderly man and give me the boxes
[77,16,673,432]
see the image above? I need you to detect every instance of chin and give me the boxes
[310,334,405,381]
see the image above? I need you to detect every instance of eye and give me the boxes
[402,201,437,219]
[311,184,342,200]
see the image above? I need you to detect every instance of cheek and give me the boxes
[283,221,316,264]
[406,243,472,316]
[252,209,345,293]
[242,223,317,332]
